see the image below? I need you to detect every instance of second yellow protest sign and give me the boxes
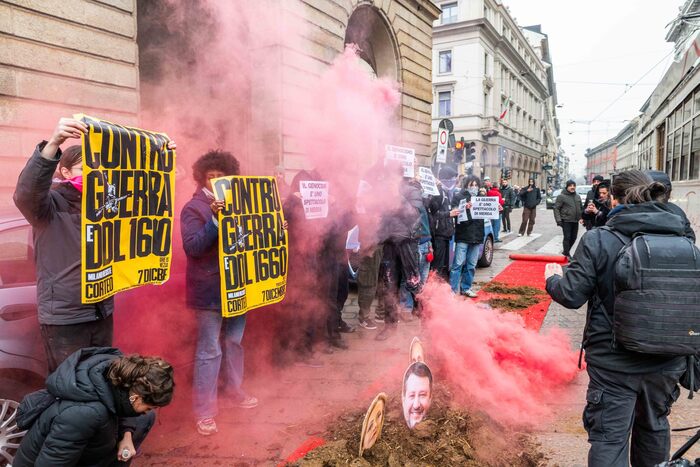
[213,176,287,317]
[78,114,175,303]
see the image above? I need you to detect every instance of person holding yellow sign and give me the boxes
[181,150,259,436]
[14,117,176,373]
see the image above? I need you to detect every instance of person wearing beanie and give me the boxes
[583,175,605,230]
[645,170,696,242]
[553,179,582,259]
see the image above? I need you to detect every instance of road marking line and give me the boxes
[537,235,563,254]
[500,233,542,250]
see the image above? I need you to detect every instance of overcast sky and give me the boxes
[504,0,682,177]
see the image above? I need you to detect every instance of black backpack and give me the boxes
[602,226,700,397]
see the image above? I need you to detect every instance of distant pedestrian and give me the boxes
[583,175,604,230]
[545,170,693,467]
[517,178,541,236]
[581,180,611,228]
[500,178,516,233]
[553,180,582,259]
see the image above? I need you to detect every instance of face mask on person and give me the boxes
[65,175,83,193]
[468,187,478,196]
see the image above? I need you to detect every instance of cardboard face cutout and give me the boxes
[359,392,387,456]
[402,362,433,429]
[409,336,424,363]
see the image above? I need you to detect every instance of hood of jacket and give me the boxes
[606,201,686,237]
[401,179,423,209]
[46,347,122,412]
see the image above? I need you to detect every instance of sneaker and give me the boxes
[374,316,385,323]
[518,233,523,237]
[495,239,502,243]
[358,318,377,330]
[337,321,356,333]
[294,356,324,368]
[196,418,218,436]
[461,289,478,298]
[237,395,258,409]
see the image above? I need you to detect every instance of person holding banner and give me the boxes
[484,177,504,243]
[449,176,485,297]
[181,150,258,437]
[13,117,176,373]
[428,180,459,280]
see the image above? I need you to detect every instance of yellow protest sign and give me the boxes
[77,114,175,303]
[212,176,287,317]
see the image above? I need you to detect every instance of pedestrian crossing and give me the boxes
[499,233,542,250]
[536,235,563,254]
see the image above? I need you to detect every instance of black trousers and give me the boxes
[40,314,114,373]
[584,364,685,467]
[336,262,350,324]
[379,239,421,325]
[502,207,512,231]
[431,236,451,280]
[317,256,341,341]
[561,221,579,256]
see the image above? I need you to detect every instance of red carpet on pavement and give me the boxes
[478,254,568,330]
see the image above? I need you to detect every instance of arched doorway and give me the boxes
[344,5,400,81]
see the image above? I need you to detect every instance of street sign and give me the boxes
[438,118,454,133]
[436,127,448,164]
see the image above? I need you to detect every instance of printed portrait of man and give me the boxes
[402,361,433,429]
[359,392,387,456]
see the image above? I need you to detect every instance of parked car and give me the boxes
[0,212,45,402]
[546,189,561,209]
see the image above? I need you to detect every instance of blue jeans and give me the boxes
[193,310,247,420]
[449,242,481,293]
[400,241,431,311]
[492,215,502,241]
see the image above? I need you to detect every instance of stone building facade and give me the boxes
[0,0,139,208]
[431,0,558,188]
[2,0,439,195]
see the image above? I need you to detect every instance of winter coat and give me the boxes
[546,202,688,372]
[13,142,114,325]
[13,347,140,467]
[427,185,455,239]
[451,189,485,244]
[581,196,611,228]
[667,201,696,242]
[500,185,516,208]
[377,180,422,243]
[519,185,542,209]
[553,189,582,224]
[181,189,221,311]
[486,187,504,206]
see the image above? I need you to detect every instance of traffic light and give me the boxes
[466,142,476,162]
[453,137,465,164]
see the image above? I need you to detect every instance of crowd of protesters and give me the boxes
[16,117,700,466]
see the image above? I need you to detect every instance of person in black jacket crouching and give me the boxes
[14,347,174,466]
[545,170,694,467]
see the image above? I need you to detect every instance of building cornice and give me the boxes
[397,0,441,23]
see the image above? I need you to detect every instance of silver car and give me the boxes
[0,212,45,401]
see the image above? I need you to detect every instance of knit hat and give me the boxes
[566,179,576,188]
[592,175,604,182]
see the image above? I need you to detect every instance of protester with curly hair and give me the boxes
[181,150,258,437]
[14,347,174,466]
